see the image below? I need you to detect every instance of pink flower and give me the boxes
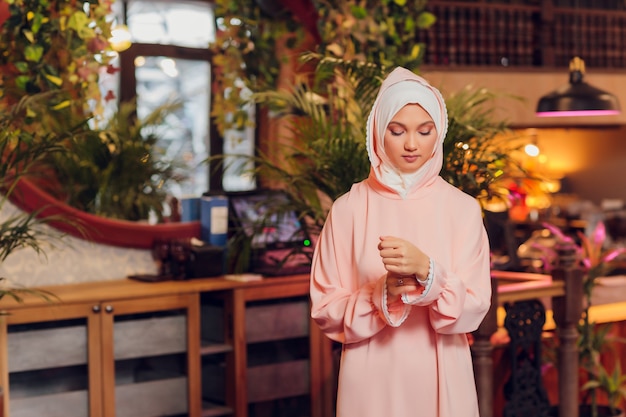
[542,222,575,244]
[541,221,626,276]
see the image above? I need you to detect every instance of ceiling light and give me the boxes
[536,57,620,117]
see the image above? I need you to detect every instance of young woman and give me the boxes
[310,67,492,417]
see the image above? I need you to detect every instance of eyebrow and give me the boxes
[388,120,435,129]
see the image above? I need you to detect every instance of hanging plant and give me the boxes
[0,0,117,122]
[209,0,437,135]
[210,0,308,135]
[313,0,436,70]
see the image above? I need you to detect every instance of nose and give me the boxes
[405,133,418,151]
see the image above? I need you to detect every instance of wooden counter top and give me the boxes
[492,270,565,304]
[4,270,545,310]
[4,270,626,325]
[492,270,626,328]
[0,274,311,310]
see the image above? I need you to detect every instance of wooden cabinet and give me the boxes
[0,276,334,417]
[102,294,201,417]
[0,293,200,417]
[199,278,334,417]
[219,279,329,417]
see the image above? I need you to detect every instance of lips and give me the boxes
[403,155,419,163]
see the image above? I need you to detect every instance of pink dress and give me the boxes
[310,68,492,417]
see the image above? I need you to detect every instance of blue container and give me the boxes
[200,194,229,246]
[181,197,201,222]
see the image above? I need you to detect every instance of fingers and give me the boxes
[378,236,407,259]
[381,257,408,273]
[394,276,418,287]
[378,235,403,250]
[379,236,428,279]
[379,236,411,272]
[386,274,419,297]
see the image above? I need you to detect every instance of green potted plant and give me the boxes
[542,221,626,417]
[44,100,186,222]
[216,54,524,272]
[580,326,626,417]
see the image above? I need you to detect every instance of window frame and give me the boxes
[118,43,224,192]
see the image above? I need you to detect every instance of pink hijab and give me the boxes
[365,67,448,197]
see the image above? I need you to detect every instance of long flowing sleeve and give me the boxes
[310,198,411,344]
[401,196,492,334]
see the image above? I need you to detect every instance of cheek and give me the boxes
[422,136,438,156]
[382,133,401,153]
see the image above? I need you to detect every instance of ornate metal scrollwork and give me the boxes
[503,299,551,417]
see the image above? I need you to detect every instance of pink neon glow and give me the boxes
[536,109,621,117]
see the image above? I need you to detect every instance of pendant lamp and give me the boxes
[536,57,620,117]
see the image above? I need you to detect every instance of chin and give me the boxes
[400,165,424,174]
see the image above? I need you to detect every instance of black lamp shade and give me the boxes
[536,57,621,117]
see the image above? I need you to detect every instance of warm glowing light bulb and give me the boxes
[524,143,540,157]
[159,58,179,77]
[134,56,146,67]
[540,179,562,194]
[109,24,132,52]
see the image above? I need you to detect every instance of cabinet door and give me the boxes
[245,295,311,416]
[199,291,236,417]
[99,293,201,417]
[1,303,103,417]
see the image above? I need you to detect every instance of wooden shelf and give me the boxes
[201,401,233,417]
[200,342,233,356]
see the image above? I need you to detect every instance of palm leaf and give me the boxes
[216,55,518,271]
